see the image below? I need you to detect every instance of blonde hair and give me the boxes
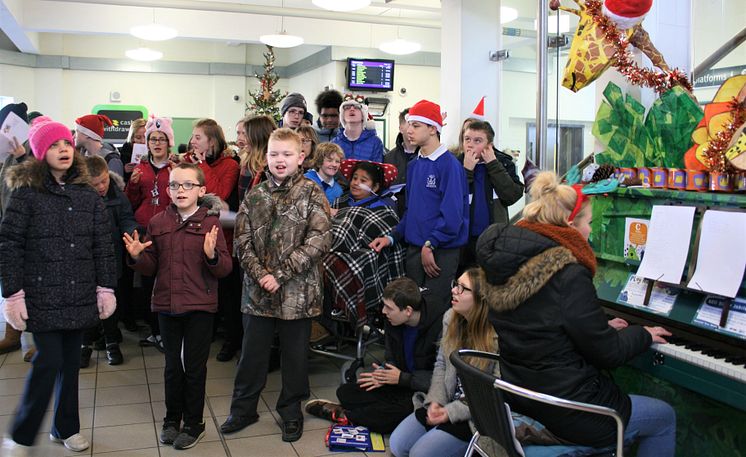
[313,143,345,169]
[238,115,276,173]
[126,118,147,143]
[269,127,302,151]
[522,171,585,227]
[442,268,497,371]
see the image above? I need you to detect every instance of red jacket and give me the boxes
[129,196,232,313]
[125,160,171,229]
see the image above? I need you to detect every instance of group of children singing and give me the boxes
[0,95,675,457]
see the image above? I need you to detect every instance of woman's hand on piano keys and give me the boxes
[645,326,672,344]
[608,318,629,331]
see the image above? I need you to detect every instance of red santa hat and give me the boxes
[406,99,443,132]
[75,114,113,142]
[472,96,486,120]
[603,0,652,30]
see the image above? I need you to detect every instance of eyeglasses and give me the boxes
[301,138,313,145]
[320,113,339,118]
[149,137,168,144]
[343,104,361,111]
[168,182,201,191]
[451,280,472,295]
[286,108,305,116]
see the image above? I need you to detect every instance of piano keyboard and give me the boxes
[651,337,746,383]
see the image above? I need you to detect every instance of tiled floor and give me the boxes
[0,322,393,457]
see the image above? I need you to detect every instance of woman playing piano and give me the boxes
[477,171,676,456]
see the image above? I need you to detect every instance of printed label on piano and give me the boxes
[618,273,678,315]
[693,296,746,338]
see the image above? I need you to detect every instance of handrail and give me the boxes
[692,27,746,80]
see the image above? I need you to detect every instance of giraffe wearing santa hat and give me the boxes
[551,0,679,93]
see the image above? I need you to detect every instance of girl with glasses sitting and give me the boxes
[389,267,499,457]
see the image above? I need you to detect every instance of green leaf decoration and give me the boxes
[592,82,704,168]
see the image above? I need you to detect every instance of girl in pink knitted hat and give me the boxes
[0,116,117,454]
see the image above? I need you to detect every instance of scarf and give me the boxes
[516,220,597,276]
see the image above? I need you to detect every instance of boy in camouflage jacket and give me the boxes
[221,128,332,443]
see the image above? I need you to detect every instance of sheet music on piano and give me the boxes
[617,273,678,316]
[686,210,746,298]
[635,205,696,284]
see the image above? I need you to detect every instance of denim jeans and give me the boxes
[389,412,468,457]
[625,394,676,457]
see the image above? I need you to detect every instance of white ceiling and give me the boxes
[1,0,546,63]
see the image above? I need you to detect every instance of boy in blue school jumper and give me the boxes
[371,99,469,316]
[304,142,345,204]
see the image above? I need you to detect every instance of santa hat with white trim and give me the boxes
[472,96,486,120]
[75,114,113,142]
[602,0,652,30]
[406,99,443,132]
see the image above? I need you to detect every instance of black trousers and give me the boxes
[217,258,243,348]
[11,330,83,445]
[405,245,461,317]
[230,315,311,422]
[336,382,416,433]
[158,311,214,426]
[82,314,121,346]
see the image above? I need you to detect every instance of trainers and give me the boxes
[50,433,90,452]
[173,423,205,450]
[281,419,303,442]
[305,399,346,424]
[159,421,180,445]
[80,346,93,369]
[139,334,165,353]
[2,436,31,457]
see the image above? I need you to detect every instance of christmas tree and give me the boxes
[247,45,286,122]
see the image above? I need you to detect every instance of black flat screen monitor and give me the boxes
[347,58,395,92]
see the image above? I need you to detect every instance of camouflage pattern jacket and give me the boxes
[236,171,332,320]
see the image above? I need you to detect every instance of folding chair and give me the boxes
[450,349,626,457]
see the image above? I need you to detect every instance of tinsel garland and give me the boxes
[586,0,692,94]
[700,98,746,172]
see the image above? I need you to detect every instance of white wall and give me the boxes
[0,64,251,137]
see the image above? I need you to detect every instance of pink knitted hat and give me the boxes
[28,116,74,160]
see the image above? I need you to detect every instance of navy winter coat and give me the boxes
[332,129,384,163]
[0,157,117,332]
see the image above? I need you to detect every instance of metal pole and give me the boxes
[692,27,746,80]
[536,0,549,170]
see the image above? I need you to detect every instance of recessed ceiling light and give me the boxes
[125,47,163,61]
[501,6,518,24]
[130,24,177,41]
[312,0,371,12]
[379,38,421,55]
[260,32,304,48]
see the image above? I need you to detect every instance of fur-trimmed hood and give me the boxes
[5,154,91,191]
[199,193,223,216]
[109,171,125,191]
[477,223,580,312]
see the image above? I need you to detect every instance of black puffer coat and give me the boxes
[477,223,651,448]
[0,157,117,333]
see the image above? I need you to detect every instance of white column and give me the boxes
[440,0,502,147]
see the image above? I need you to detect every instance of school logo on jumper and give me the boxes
[426,174,437,188]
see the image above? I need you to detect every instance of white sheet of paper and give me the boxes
[0,112,29,161]
[635,205,695,284]
[687,210,746,298]
[130,143,149,164]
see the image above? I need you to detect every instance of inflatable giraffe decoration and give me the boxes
[551,0,680,93]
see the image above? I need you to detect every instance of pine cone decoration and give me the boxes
[591,164,616,182]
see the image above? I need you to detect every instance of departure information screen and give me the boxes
[347,59,394,91]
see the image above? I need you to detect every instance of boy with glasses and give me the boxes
[280,92,308,129]
[124,162,232,450]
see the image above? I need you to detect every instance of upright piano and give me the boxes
[590,187,746,455]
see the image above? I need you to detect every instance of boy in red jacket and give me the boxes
[124,163,232,450]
